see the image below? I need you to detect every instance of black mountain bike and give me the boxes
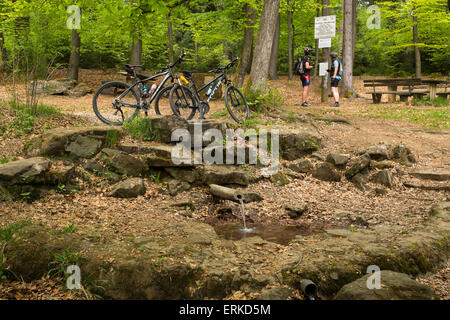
[169,57,250,123]
[92,52,196,125]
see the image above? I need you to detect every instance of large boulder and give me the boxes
[28,126,123,157]
[99,148,146,177]
[326,153,350,167]
[0,157,51,186]
[201,165,249,186]
[110,178,146,198]
[33,78,77,95]
[345,154,371,179]
[335,270,439,300]
[276,125,322,161]
[312,163,342,182]
[67,83,92,97]
[371,170,394,188]
[287,159,314,174]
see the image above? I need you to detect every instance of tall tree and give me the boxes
[250,0,281,92]
[320,0,330,102]
[67,27,81,81]
[130,26,142,67]
[412,7,421,77]
[167,11,174,64]
[237,3,256,88]
[287,0,293,79]
[0,32,7,71]
[342,0,354,95]
[268,12,280,80]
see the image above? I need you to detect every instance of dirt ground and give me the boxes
[0,70,449,300]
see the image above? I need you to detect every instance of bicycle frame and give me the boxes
[191,72,231,103]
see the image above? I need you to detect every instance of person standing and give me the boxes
[329,52,343,107]
[296,47,314,107]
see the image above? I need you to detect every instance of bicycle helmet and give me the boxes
[330,52,338,59]
[304,47,312,55]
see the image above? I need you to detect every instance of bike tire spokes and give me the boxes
[170,85,197,120]
[93,81,139,125]
[225,86,249,124]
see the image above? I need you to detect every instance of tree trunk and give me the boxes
[167,12,174,64]
[130,27,142,69]
[67,28,80,82]
[338,2,344,57]
[352,0,356,63]
[342,0,354,95]
[0,32,7,71]
[250,0,281,92]
[287,0,293,80]
[412,13,421,78]
[237,4,256,88]
[313,0,320,79]
[268,12,280,80]
[321,0,331,102]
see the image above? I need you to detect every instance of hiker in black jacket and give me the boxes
[295,47,314,107]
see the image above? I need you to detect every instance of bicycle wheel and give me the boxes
[154,84,175,116]
[169,84,198,120]
[93,81,140,126]
[224,86,250,124]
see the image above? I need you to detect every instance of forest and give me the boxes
[0,0,449,84]
[0,0,449,304]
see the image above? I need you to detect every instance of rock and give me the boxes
[146,116,190,144]
[287,159,313,174]
[175,221,218,245]
[99,148,146,177]
[202,165,249,186]
[110,178,146,198]
[46,163,75,185]
[312,163,341,182]
[65,135,103,158]
[345,154,370,179]
[188,120,228,148]
[310,152,324,161]
[167,179,191,196]
[81,160,104,173]
[371,170,394,188]
[33,78,77,95]
[409,170,450,181]
[67,82,92,97]
[29,126,122,157]
[269,171,290,186]
[285,205,308,219]
[335,270,439,300]
[258,287,294,300]
[117,142,173,158]
[351,173,368,192]
[326,153,350,167]
[365,144,390,161]
[403,182,450,192]
[164,167,198,183]
[390,144,416,165]
[271,124,322,161]
[0,157,51,186]
[370,160,396,169]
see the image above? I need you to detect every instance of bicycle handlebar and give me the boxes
[208,57,239,74]
[159,52,187,73]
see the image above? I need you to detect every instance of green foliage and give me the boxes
[411,96,449,107]
[244,87,284,113]
[48,248,86,280]
[123,115,159,141]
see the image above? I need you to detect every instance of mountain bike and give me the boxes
[169,57,250,124]
[92,52,197,125]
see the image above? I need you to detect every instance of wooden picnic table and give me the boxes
[363,78,449,103]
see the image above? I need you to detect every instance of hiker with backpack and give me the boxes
[295,47,314,107]
[328,52,343,107]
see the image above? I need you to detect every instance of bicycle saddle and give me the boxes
[182,70,198,77]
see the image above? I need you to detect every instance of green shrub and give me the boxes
[244,88,284,113]
[123,115,159,141]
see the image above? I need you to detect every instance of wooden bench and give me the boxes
[364,78,450,103]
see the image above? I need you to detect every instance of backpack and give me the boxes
[295,56,305,75]
[337,60,343,77]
